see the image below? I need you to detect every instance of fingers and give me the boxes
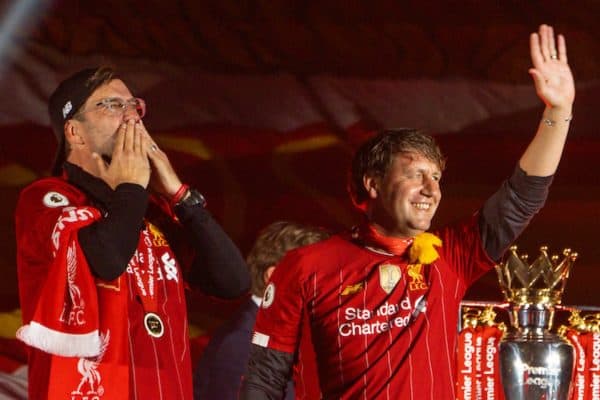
[138,127,151,157]
[124,119,135,152]
[538,24,551,62]
[119,120,147,157]
[547,25,556,59]
[528,25,574,109]
[530,33,544,68]
[112,122,127,157]
[558,34,568,63]
[146,142,164,168]
[133,122,145,155]
[536,24,563,62]
[136,121,159,154]
[133,122,140,152]
[531,24,566,70]
[135,123,180,196]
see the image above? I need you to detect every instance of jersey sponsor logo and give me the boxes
[147,222,168,247]
[161,252,179,282]
[407,263,428,291]
[379,263,401,294]
[43,191,69,207]
[262,283,275,308]
[252,331,270,347]
[341,282,364,296]
[339,298,413,337]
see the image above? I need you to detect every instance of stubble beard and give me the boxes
[97,133,118,163]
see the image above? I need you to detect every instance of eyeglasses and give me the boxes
[77,97,146,119]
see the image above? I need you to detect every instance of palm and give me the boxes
[532,60,574,107]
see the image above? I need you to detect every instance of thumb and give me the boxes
[92,153,108,176]
[528,68,546,90]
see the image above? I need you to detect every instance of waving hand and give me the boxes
[529,24,575,109]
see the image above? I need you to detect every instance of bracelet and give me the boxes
[170,183,190,207]
[543,115,573,127]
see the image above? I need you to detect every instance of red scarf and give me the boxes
[17,205,169,399]
[358,223,413,256]
[357,223,442,264]
[17,177,193,399]
[17,206,103,357]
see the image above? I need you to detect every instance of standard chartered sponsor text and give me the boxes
[339,299,412,337]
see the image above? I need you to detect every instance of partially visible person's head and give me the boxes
[349,129,446,209]
[48,67,115,175]
[48,67,146,175]
[247,221,329,298]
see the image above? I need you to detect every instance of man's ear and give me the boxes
[363,175,379,199]
[263,266,276,285]
[64,120,84,146]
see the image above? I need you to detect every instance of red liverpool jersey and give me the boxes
[252,216,494,400]
[16,177,193,400]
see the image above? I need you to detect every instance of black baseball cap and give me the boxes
[48,67,114,175]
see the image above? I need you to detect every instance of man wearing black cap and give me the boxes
[14,67,250,400]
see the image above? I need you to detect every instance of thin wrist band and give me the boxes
[543,115,573,127]
[170,183,190,207]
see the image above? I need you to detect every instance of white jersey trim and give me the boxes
[252,332,270,347]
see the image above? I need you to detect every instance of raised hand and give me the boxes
[137,122,183,198]
[529,24,575,110]
[518,24,575,177]
[92,120,151,189]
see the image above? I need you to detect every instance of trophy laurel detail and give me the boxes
[495,245,578,400]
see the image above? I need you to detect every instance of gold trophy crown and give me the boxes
[495,245,577,306]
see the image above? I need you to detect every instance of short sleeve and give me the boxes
[252,250,307,354]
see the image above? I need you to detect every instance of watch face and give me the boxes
[178,189,206,208]
[191,189,207,207]
[197,192,207,207]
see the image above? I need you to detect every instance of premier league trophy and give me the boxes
[495,245,578,400]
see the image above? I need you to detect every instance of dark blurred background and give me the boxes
[0,0,598,330]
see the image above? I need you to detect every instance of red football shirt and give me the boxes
[16,177,193,400]
[252,216,494,399]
